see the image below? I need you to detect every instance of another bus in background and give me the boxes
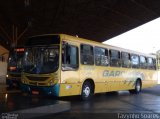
[6,47,24,88]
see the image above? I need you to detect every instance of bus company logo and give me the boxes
[103,70,145,80]
[1,113,18,119]
[103,70,124,77]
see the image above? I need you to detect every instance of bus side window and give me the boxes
[153,58,157,70]
[121,52,131,68]
[131,54,139,68]
[80,44,94,65]
[62,43,79,70]
[109,50,121,67]
[95,47,109,66]
[140,56,147,69]
[147,57,155,70]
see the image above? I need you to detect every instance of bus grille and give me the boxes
[27,76,49,81]
[29,82,46,86]
[10,73,21,77]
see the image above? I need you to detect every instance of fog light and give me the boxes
[49,80,54,86]
[22,79,26,84]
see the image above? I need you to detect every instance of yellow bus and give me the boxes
[21,34,157,100]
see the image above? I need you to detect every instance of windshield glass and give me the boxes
[23,46,59,74]
[8,50,24,72]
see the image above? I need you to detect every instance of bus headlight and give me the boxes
[21,78,26,84]
[49,80,54,86]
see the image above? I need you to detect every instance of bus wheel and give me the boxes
[129,80,141,94]
[81,81,93,101]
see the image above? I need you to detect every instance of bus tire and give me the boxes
[81,81,93,101]
[129,79,141,94]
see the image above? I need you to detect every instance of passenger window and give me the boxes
[109,50,121,67]
[147,57,156,70]
[95,47,109,66]
[140,56,147,69]
[121,52,131,68]
[81,44,94,65]
[153,58,157,70]
[131,54,139,68]
[62,42,79,70]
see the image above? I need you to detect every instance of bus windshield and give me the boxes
[8,48,24,72]
[23,46,59,74]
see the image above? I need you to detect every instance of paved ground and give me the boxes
[0,87,71,119]
[44,85,160,119]
[1,85,160,119]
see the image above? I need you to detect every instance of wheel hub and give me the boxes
[136,83,141,92]
[83,87,90,97]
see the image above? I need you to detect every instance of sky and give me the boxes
[103,17,160,54]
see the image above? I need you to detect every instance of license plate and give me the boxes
[32,90,39,95]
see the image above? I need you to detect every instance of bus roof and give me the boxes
[60,34,155,58]
[28,34,155,58]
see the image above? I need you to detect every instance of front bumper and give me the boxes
[20,83,60,97]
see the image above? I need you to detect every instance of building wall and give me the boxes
[0,45,8,84]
